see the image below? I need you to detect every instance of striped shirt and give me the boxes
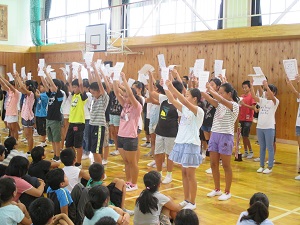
[89,92,109,127]
[0,150,28,167]
[211,101,239,135]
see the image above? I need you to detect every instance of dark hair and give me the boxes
[172,80,183,94]
[90,82,100,91]
[189,88,202,107]
[31,146,45,162]
[0,177,16,206]
[268,84,278,96]
[209,78,221,87]
[84,185,110,220]
[9,80,15,86]
[155,80,165,95]
[133,81,145,97]
[29,197,54,225]
[83,79,90,88]
[240,192,269,225]
[71,79,79,87]
[5,156,29,177]
[46,168,65,190]
[130,87,143,106]
[182,82,188,89]
[4,136,17,151]
[183,76,189,81]
[95,216,117,225]
[89,163,104,182]
[0,145,7,158]
[175,209,199,225]
[60,148,76,166]
[61,82,70,98]
[220,83,240,103]
[52,79,62,90]
[242,80,251,88]
[25,80,36,93]
[135,171,161,214]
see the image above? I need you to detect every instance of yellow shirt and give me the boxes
[69,93,87,124]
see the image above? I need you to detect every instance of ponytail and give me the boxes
[84,201,95,220]
[240,201,269,225]
[220,83,240,103]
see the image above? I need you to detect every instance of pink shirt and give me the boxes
[118,103,142,138]
[21,92,35,120]
[6,90,20,116]
[3,175,33,201]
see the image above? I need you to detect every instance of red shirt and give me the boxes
[239,93,256,121]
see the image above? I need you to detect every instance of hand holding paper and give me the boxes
[283,59,298,80]
[161,67,170,90]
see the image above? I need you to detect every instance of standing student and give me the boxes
[61,81,72,150]
[0,77,20,140]
[41,69,64,161]
[113,72,142,192]
[65,66,88,167]
[250,80,279,174]
[203,82,239,201]
[148,72,183,184]
[166,80,204,210]
[239,80,256,159]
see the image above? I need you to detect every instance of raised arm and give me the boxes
[77,66,84,93]
[44,69,58,93]
[13,72,31,95]
[148,71,160,100]
[172,69,186,94]
[207,82,235,111]
[262,80,276,105]
[94,67,106,96]
[164,82,182,112]
[286,76,299,98]
[0,76,17,93]
[250,79,260,103]
[120,72,140,109]
[0,76,9,91]
[40,75,50,92]
[113,76,125,107]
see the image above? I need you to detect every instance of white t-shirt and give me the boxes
[211,102,239,135]
[62,166,81,192]
[256,97,279,129]
[236,211,274,225]
[138,96,145,130]
[175,105,204,146]
[296,97,300,127]
[84,92,92,120]
[61,91,72,116]
[0,205,24,225]
[149,103,160,126]
[134,192,170,225]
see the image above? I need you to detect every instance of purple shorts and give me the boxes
[208,132,234,155]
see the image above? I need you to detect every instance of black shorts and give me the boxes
[107,182,123,208]
[36,117,46,136]
[240,121,252,137]
[65,123,85,148]
[88,125,105,154]
[144,116,150,135]
[199,128,206,141]
[1,108,5,121]
[117,136,138,151]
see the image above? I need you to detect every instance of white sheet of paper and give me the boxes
[39,59,45,67]
[59,67,67,75]
[21,67,26,79]
[197,71,210,92]
[214,60,223,76]
[221,69,226,78]
[7,73,14,81]
[161,67,169,90]
[193,59,205,77]
[157,54,166,68]
[66,65,70,74]
[168,65,179,71]
[248,74,266,86]
[81,67,88,79]
[12,63,16,73]
[139,64,154,74]
[27,73,32,80]
[113,62,124,81]
[128,78,135,87]
[138,73,148,85]
[50,72,56,79]
[72,62,81,78]
[46,65,55,74]
[283,59,298,80]
[253,67,264,75]
[38,64,45,77]
[189,67,194,74]
[84,52,94,69]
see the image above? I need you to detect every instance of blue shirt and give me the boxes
[35,92,48,117]
[47,186,73,207]
[83,207,120,225]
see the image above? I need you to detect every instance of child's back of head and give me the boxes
[4,137,17,152]
[175,209,199,225]
[45,168,66,190]
[31,146,45,163]
[0,145,7,161]
[5,156,29,177]
[88,163,104,182]
[29,197,54,225]
[0,177,16,206]
[60,148,76,166]
[95,216,117,225]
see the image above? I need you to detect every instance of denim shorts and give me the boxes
[208,132,234,155]
[201,125,212,132]
[296,126,300,136]
[21,118,35,127]
[109,114,120,126]
[240,121,252,137]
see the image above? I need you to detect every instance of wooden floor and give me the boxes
[4,129,300,225]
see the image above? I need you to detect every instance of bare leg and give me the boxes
[186,167,197,204]
[150,133,156,155]
[166,154,173,173]
[155,153,165,172]
[93,153,102,164]
[24,127,34,152]
[210,152,221,190]
[119,148,131,182]
[181,168,190,201]
[75,147,83,164]
[220,154,232,193]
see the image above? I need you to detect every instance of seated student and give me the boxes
[28,197,74,225]
[0,177,32,225]
[134,171,182,225]
[60,148,90,192]
[174,209,199,225]
[1,137,27,167]
[0,145,7,177]
[95,216,117,225]
[28,146,60,191]
[83,185,130,225]
[237,192,274,225]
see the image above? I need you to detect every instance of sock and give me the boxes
[244,150,248,153]
[167,171,172,176]
[249,149,253,153]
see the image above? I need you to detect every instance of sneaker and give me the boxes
[75,163,82,169]
[257,167,264,173]
[141,137,147,141]
[218,193,231,201]
[82,154,89,160]
[266,159,275,164]
[262,168,272,174]
[37,142,47,147]
[205,168,212,174]
[207,189,222,197]
[109,143,115,147]
[253,157,260,162]
[246,152,254,159]
[147,160,156,167]
[183,202,196,210]
[126,183,138,192]
[179,200,189,207]
[153,162,166,168]
[123,208,134,216]
[141,142,150,147]
[162,175,172,184]
[242,152,248,158]
[146,143,151,148]
[2,128,9,132]
[102,159,108,165]
[26,151,31,155]
[110,150,120,156]
[18,130,23,135]
[52,156,61,163]
[50,149,54,153]
[295,175,300,180]
[144,151,153,157]
[33,129,39,137]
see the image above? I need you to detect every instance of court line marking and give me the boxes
[270,207,300,221]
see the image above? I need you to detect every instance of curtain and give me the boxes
[217,0,224,29]
[44,0,52,20]
[251,0,262,26]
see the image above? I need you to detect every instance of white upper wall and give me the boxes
[0,0,32,46]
